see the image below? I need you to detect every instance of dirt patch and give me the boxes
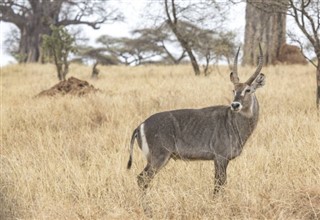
[37,77,99,97]
[278,44,308,65]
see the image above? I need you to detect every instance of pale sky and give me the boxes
[0,1,246,67]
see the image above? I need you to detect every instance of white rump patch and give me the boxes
[140,123,149,158]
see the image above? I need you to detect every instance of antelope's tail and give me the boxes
[127,128,138,169]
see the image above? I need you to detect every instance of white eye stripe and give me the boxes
[234,86,251,97]
[241,86,250,96]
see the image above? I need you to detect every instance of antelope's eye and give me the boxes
[245,89,251,93]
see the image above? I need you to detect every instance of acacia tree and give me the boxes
[163,0,227,75]
[148,0,226,75]
[164,0,200,75]
[77,29,185,67]
[89,26,235,68]
[194,31,236,75]
[0,0,122,63]
[132,26,187,64]
[76,46,120,66]
[96,35,164,66]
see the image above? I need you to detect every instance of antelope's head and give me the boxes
[230,44,265,112]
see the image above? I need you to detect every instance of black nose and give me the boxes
[231,102,240,109]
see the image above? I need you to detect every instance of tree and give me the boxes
[42,25,76,81]
[92,25,236,69]
[145,0,226,75]
[243,0,287,65]
[248,0,320,108]
[76,46,121,66]
[96,35,164,66]
[91,61,100,79]
[73,46,120,79]
[0,0,122,63]
[191,29,236,75]
[132,26,187,64]
[77,28,185,66]
[287,0,320,108]
[164,0,200,75]
[163,0,227,75]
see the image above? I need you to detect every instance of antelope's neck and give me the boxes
[239,94,259,119]
[233,95,260,145]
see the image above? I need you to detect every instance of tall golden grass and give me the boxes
[1,63,319,219]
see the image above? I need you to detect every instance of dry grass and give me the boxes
[1,63,319,219]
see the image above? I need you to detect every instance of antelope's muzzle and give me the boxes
[231,102,242,111]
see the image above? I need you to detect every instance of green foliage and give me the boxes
[42,25,76,80]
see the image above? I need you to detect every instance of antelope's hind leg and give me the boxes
[137,164,154,190]
[137,152,171,190]
[137,152,171,217]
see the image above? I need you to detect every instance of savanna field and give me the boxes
[1,63,320,219]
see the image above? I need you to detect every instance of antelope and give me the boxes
[127,45,265,194]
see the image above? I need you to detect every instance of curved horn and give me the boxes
[246,43,263,85]
[233,46,241,76]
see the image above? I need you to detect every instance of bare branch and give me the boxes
[171,0,177,24]
[57,2,122,29]
[290,36,317,67]
[164,0,173,24]
[0,2,26,27]
[289,0,316,47]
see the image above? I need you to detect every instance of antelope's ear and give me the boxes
[251,73,265,90]
[230,72,239,84]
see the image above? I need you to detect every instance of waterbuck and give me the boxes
[127,45,265,194]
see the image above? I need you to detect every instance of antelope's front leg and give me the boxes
[213,158,229,194]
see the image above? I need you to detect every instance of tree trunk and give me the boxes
[243,2,286,65]
[91,62,99,79]
[174,30,200,75]
[164,0,201,76]
[185,47,200,75]
[18,24,51,63]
